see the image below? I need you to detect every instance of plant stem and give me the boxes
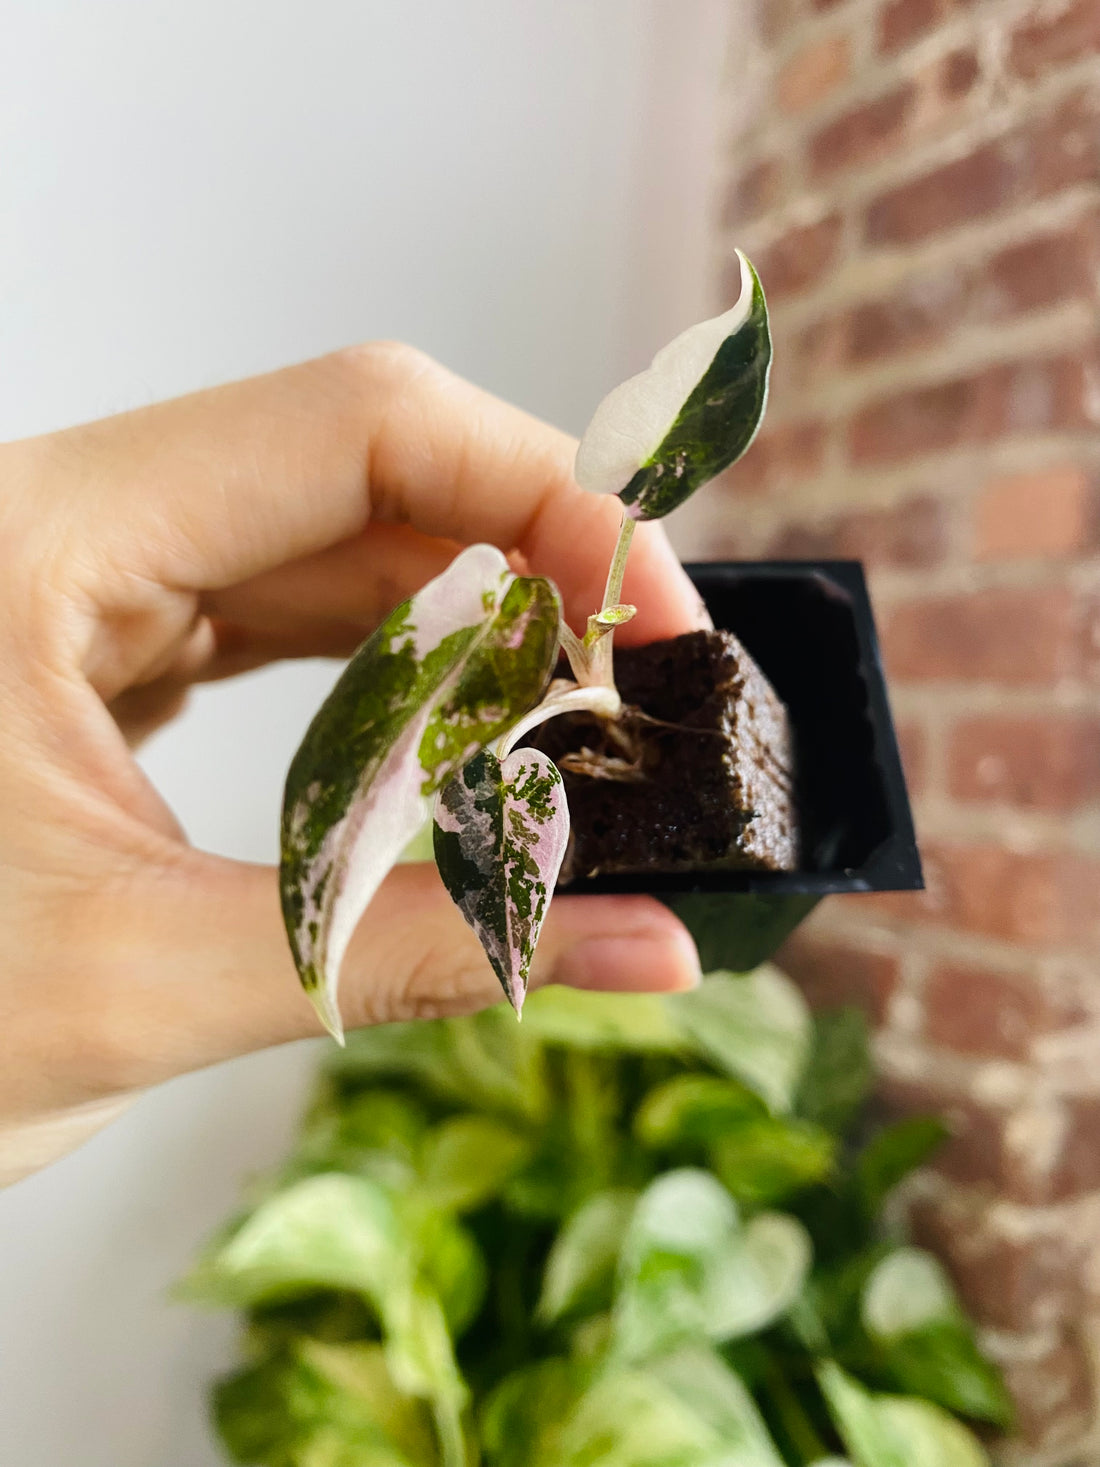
[593,508,636,687]
[498,682,621,759]
[557,620,592,684]
[603,507,636,613]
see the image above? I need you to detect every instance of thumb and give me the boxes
[116,857,701,1085]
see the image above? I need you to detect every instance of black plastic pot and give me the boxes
[563,561,923,972]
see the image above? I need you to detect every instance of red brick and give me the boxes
[849,355,1094,465]
[914,840,1100,947]
[997,1332,1094,1448]
[879,1074,1100,1206]
[1010,0,1100,81]
[878,0,941,52]
[939,46,980,99]
[766,495,948,568]
[882,587,1079,686]
[753,214,844,298]
[909,1194,1084,1332]
[877,1072,1012,1190]
[895,718,927,798]
[777,33,851,114]
[1082,591,1100,687]
[723,417,828,494]
[847,266,965,362]
[789,313,851,388]
[925,960,1087,1059]
[777,934,899,1022]
[866,138,1020,244]
[975,463,1098,560]
[809,85,915,175]
[987,223,1100,317]
[865,88,1100,245]
[1031,87,1100,197]
[722,157,785,226]
[949,713,1100,811]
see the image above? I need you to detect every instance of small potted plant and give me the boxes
[279,252,920,1040]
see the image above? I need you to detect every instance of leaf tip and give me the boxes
[307,985,346,1045]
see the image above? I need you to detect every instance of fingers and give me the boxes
[104,856,700,1087]
[32,344,709,646]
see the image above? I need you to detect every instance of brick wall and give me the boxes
[683,0,1100,1458]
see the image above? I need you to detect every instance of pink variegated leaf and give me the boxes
[433,748,570,1014]
[280,545,560,1041]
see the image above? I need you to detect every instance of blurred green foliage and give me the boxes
[180,968,1010,1467]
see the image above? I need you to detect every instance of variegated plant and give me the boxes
[280,250,772,1039]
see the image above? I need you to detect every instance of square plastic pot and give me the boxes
[561,560,923,973]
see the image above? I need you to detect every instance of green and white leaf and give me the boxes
[280,544,560,1039]
[325,1002,550,1123]
[434,747,569,1012]
[634,1074,767,1149]
[862,1248,959,1340]
[612,1172,811,1361]
[179,1172,412,1310]
[817,1362,989,1467]
[574,250,771,520]
[213,1342,437,1467]
[862,1250,1013,1428]
[538,1188,637,1323]
[417,1114,533,1214]
[648,1346,789,1466]
[705,1212,813,1342]
[667,967,812,1113]
[521,984,685,1053]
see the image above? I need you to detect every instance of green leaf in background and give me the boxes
[862,1249,958,1339]
[325,1004,548,1123]
[538,1189,637,1324]
[634,1074,767,1150]
[213,1345,433,1467]
[705,1213,813,1342]
[862,1249,1012,1429]
[796,1009,874,1133]
[817,1361,989,1467]
[434,747,569,1012]
[648,1346,788,1465]
[412,1209,487,1338]
[484,1349,788,1467]
[710,1117,836,1208]
[280,544,560,1039]
[613,1169,740,1362]
[180,1174,412,1311]
[294,1090,428,1188]
[521,984,685,1053]
[667,968,812,1113]
[857,1118,949,1217]
[189,973,1010,1467]
[417,1115,533,1215]
[613,1172,810,1361]
[574,250,771,521]
[555,1363,737,1467]
[480,1357,592,1467]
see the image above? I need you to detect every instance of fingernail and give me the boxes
[558,927,702,995]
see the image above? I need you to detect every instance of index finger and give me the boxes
[29,343,709,642]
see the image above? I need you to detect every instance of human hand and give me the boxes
[0,344,706,1184]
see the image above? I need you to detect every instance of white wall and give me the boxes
[0,4,727,1463]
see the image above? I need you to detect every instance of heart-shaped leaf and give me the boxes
[611,1171,812,1363]
[574,250,771,520]
[280,544,560,1039]
[434,746,569,1012]
[816,1361,990,1467]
